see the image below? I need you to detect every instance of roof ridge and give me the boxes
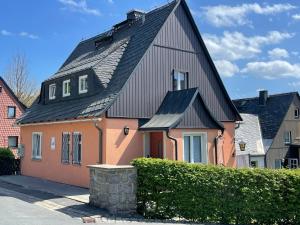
[77,0,177,45]
[233,91,298,102]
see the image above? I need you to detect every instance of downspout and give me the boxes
[93,119,103,164]
[214,132,223,165]
[166,129,178,161]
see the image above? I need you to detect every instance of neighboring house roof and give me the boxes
[235,114,265,156]
[18,0,241,125]
[0,76,27,111]
[140,88,223,131]
[233,92,298,139]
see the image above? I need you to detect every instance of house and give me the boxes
[235,114,265,168]
[233,90,300,169]
[0,77,26,156]
[18,0,241,188]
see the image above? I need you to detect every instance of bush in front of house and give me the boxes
[0,147,20,175]
[132,158,300,225]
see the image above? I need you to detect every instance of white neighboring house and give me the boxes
[235,114,265,168]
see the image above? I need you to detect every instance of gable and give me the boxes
[108,1,240,122]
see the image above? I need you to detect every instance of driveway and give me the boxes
[0,177,201,225]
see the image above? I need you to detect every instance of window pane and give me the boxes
[8,137,18,148]
[275,159,282,169]
[193,136,202,163]
[173,71,187,91]
[184,136,190,162]
[8,107,16,118]
[62,133,70,162]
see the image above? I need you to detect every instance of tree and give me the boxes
[4,54,39,107]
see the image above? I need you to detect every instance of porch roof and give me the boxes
[139,88,224,131]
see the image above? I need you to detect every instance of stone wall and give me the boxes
[88,165,137,214]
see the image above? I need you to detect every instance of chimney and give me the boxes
[127,9,145,21]
[259,90,268,105]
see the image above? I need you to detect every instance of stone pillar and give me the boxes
[88,165,137,214]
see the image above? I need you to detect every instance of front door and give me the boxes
[150,132,164,159]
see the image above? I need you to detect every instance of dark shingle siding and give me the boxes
[233,93,297,139]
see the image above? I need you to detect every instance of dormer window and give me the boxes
[63,80,71,97]
[295,108,299,119]
[173,70,188,91]
[49,84,56,100]
[79,75,88,94]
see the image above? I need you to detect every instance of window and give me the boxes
[79,75,88,94]
[295,108,299,119]
[62,80,71,97]
[284,131,292,144]
[49,84,56,100]
[32,133,42,159]
[7,106,16,118]
[8,136,18,148]
[183,133,207,163]
[72,132,82,164]
[0,86,2,93]
[61,133,70,163]
[250,161,258,168]
[288,158,298,169]
[275,159,282,169]
[173,70,188,91]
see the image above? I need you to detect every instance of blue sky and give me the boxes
[1,0,300,99]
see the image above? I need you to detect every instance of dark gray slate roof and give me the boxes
[140,88,223,131]
[233,92,297,139]
[18,1,178,124]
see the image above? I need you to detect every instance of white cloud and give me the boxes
[289,81,300,87]
[214,60,239,77]
[203,31,294,61]
[241,60,300,79]
[292,14,300,20]
[58,0,101,16]
[19,32,39,39]
[201,3,296,27]
[107,0,114,4]
[268,48,289,59]
[1,29,12,36]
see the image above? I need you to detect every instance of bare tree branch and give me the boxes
[4,53,39,107]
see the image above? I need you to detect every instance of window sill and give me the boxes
[61,161,70,165]
[72,162,81,166]
[32,158,42,161]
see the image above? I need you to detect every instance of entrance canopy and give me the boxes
[139,88,223,131]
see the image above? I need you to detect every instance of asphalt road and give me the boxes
[0,188,83,225]
[0,180,198,225]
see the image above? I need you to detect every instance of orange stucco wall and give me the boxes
[164,122,236,167]
[20,118,236,188]
[103,118,144,165]
[20,121,101,188]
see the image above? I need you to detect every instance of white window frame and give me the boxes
[62,79,71,97]
[182,132,208,164]
[284,131,292,144]
[61,132,71,163]
[173,70,188,91]
[72,132,82,164]
[32,132,42,160]
[288,158,298,169]
[78,75,88,94]
[49,84,56,100]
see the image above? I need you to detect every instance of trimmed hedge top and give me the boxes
[132,158,300,225]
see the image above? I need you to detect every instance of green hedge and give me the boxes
[0,148,20,175]
[132,158,300,225]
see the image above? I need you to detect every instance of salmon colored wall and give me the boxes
[164,122,236,167]
[20,121,101,188]
[103,118,144,165]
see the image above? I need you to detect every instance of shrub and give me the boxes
[132,158,300,225]
[0,147,14,159]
